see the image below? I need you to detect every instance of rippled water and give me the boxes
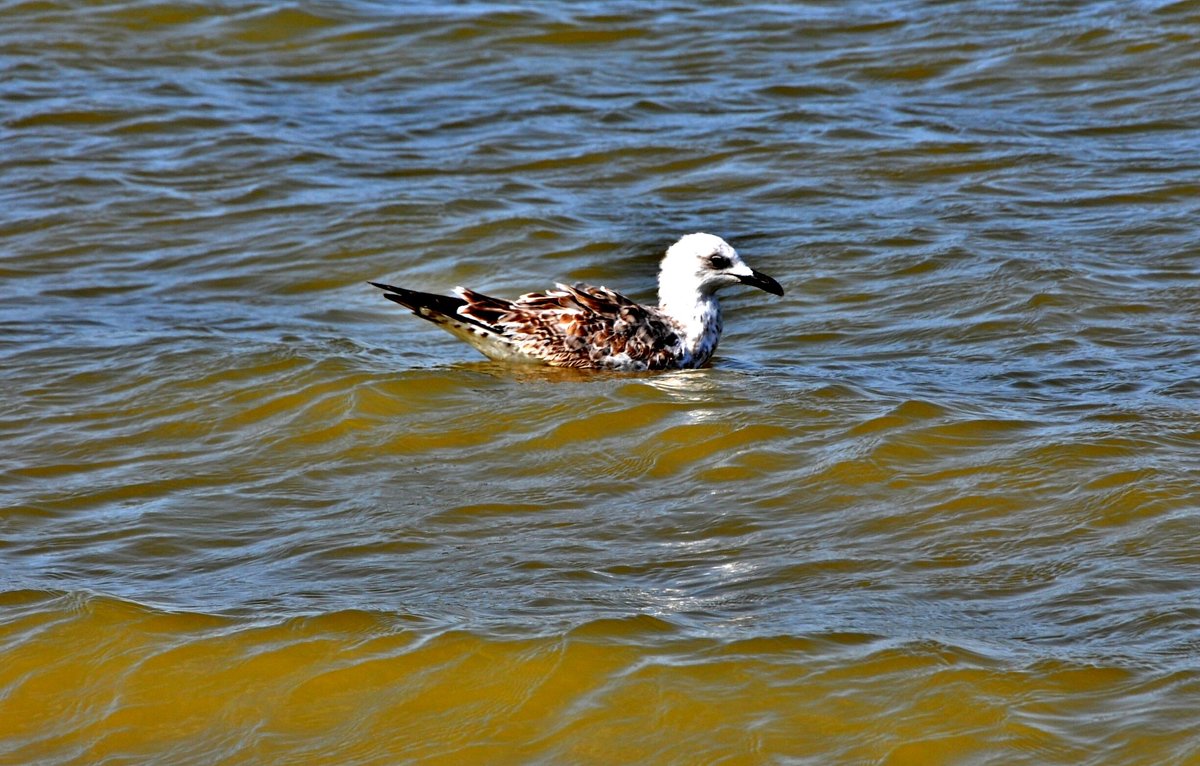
[4,1,1200,763]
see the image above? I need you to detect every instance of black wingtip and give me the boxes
[369,281,473,320]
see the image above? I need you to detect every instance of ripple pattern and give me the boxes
[3,1,1200,764]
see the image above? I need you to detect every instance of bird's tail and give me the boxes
[370,281,529,362]
[368,281,470,320]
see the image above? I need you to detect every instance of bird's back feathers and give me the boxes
[369,233,781,370]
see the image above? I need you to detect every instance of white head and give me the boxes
[657,233,784,309]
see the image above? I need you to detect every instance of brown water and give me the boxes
[4,1,1200,763]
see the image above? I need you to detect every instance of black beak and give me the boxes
[737,269,784,296]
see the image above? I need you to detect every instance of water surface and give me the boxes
[3,1,1200,763]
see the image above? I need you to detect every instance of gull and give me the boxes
[369,232,784,371]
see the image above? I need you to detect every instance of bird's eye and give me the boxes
[709,254,731,270]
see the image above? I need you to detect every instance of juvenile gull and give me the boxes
[369,232,784,371]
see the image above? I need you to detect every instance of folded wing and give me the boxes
[459,283,683,369]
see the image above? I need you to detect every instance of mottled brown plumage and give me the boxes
[370,233,783,371]
[457,283,683,369]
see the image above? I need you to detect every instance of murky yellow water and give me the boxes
[4,2,1200,764]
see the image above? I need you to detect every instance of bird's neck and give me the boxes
[659,287,723,365]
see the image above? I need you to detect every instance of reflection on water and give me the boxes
[3,0,1200,763]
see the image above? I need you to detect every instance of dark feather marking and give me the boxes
[369,281,465,316]
[368,281,497,333]
[371,280,689,369]
[458,283,685,369]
